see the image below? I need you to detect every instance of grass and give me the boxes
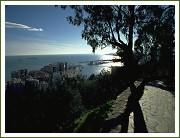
[74,100,114,133]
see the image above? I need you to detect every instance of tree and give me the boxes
[60,5,175,132]
[60,6,135,84]
[134,5,175,76]
[61,5,174,83]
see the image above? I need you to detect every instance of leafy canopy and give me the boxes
[61,5,175,68]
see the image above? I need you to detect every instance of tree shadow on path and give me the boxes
[100,81,148,133]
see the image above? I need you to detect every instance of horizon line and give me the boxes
[5,53,117,56]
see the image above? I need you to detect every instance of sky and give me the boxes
[5,5,117,56]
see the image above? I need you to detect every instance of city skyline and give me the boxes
[5,5,117,56]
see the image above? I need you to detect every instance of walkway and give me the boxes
[128,85,175,133]
[104,82,175,133]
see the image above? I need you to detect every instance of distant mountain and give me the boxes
[105,53,117,56]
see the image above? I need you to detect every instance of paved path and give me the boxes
[128,85,175,133]
[105,82,175,133]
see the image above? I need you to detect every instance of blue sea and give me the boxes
[5,54,120,82]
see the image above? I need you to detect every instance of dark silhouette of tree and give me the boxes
[134,5,175,76]
[60,5,174,91]
[60,5,174,83]
[60,5,175,132]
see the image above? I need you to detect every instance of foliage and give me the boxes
[61,5,136,66]
[80,68,128,109]
[5,68,128,133]
[134,6,175,76]
[74,100,113,132]
[61,5,175,79]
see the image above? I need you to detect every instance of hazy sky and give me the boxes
[5,5,117,56]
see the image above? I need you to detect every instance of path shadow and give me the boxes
[100,81,148,133]
[133,102,148,133]
[147,80,175,96]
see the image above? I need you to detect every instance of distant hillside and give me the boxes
[105,53,117,56]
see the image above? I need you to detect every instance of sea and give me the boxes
[5,54,121,82]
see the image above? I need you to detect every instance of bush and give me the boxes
[74,100,113,132]
[6,68,128,132]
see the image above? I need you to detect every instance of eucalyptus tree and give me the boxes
[134,5,175,76]
[61,5,174,85]
[61,5,175,81]
[60,6,175,130]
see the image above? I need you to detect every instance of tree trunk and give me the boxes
[126,5,137,86]
[126,5,146,128]
[128,5,135,51]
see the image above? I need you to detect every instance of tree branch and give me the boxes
[111,5,119,13]
[115,16,127,47]
[115,9,121,43]
[107,19,116,43]
[128,5,135,50]
[107,40,127,52]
